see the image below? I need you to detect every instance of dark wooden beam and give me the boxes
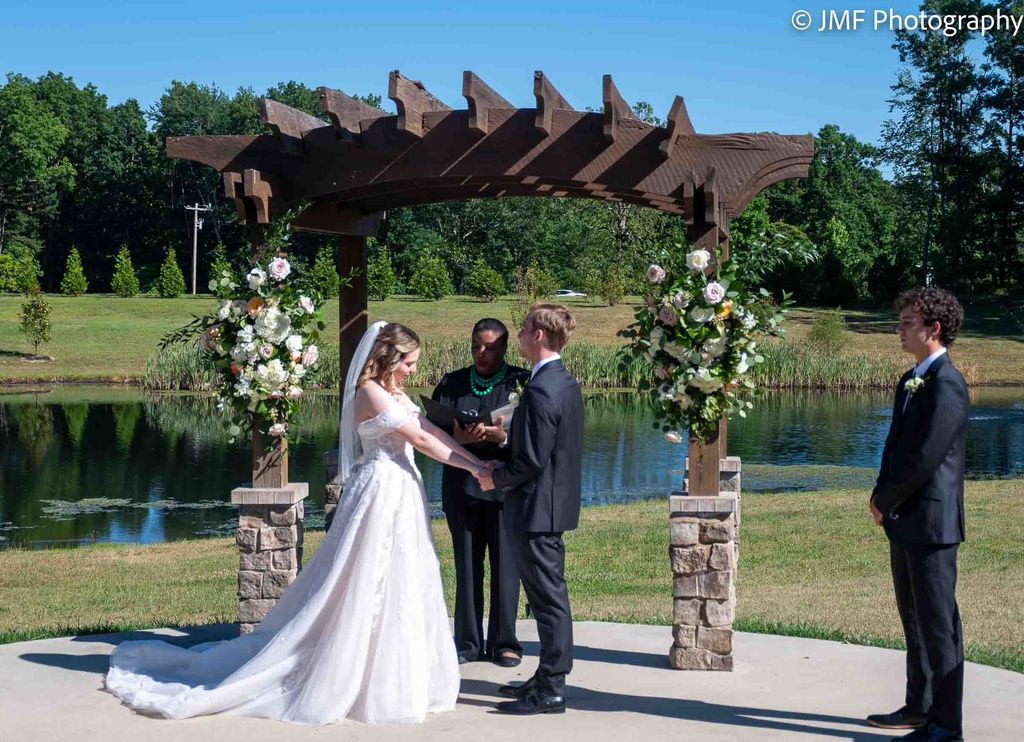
[463,70,512,135]
[388,70,452,138]
[258,98,325,140]
[534,70,574,136]
[659,95,696,158]
[602,74,636,143]
[338,234,369,403]
[242,169,274,224]
[318,86,388,139]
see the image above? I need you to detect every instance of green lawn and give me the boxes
[1,293,1022,383]
[2,479,1021,672]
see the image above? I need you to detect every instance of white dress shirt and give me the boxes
[903,347,947,413]
[530,353,561,381]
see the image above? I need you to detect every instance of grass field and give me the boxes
[2,478,1020,672]
[1,293,1022,384]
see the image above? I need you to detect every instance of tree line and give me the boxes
[1,5,1021,306]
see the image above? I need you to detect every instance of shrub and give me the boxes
[155,249,186,298]
[409,255,452,301]
[804,310,848,355]
[207,245,234,298]
[597,263,625,306]
[2,237,42,292]
[19,289,52,355]
[464,259,506,302]
[60,247,88,296]
[0,252,16,292]
[511,259,559,327]
[308,245,340,298]
[367,250,397,301]
[110,246,140,297]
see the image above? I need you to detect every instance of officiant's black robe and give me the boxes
[431,365,529,662]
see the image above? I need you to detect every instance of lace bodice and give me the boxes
[356,395,420,464]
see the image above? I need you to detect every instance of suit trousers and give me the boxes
[511,530,573,694]
[889,541,964,732]
[446,498,521,661]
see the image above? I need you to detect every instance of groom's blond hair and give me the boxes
[528,304,576,351]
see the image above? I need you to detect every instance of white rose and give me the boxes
[686,249,711,272]
[658,305,678,326]
[736,352,751,374]
[663,430,683,444]
[230,345,248,362]
[236,325,255,344]
[688,306,715,324]
[255,359,289,390]
[299,295,315,314]
[302,345,319,366]
[254,307,292,343]
[703,333,728,358]
[285,385,303,400]
[247,267,267,290]
[217,301,231,320]
[285,334,303,352]
[688,368,724,393]
[268,423,287,437]
[703,281,726,305]
[646,264,667,284]
[291,363,306,379]
[268,257,291,281]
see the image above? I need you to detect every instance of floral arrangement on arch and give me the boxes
[162,256,325,443]
[620,246,791,443]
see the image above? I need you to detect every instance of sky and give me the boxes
[0,0,936,146]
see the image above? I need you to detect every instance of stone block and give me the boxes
[237,570,263,600]
[239,550,272,571]
[719,473,741,493]
[708,542,735,571]
[672,598,701,625]
[324,484,342,505]
[673,575,698,598]
[238,507,267,529]
[272,549,297,571]
[697,626,733,654]
[259,526,297,550]
[240,622,257,636]
[703,598,735,627]
[670,546,709,575]
[711,654,734,671]
[238,598,275,624]
[262,569,297,598]
[669,646,715,670]
[699,519,734,544]
[669,522,699,547]
[672,624,696,648]
[698,570,732,600]
[236,528,258,553]
[268,504,297,527]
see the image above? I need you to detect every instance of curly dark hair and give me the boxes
[894,286,964,347]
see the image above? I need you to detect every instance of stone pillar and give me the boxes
[323,448,341,532]
[668,457,741,671]
[232,483,308,634]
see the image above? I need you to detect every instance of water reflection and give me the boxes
[0,386,1021,549]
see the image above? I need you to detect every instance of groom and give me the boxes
[867,287,968,742]
[479,304,584,715]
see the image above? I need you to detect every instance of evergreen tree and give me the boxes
[308,245,340,298]
[154,248,186,297]
[19,288,52,355]
[464,258,506,302]
[408,255,452,301]
[367,250,397,301]
[110,246,140,297]
[59,247,88,295]
[207,244,234,298]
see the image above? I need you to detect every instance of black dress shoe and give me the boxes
[495,689,565,715]
[498,678,537,698]
[866,706,928,729]
[891,723,963,742]
[494,651,522,668]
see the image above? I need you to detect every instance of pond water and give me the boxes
[1,386,1021,549]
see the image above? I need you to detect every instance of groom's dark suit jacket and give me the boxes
[493,359,584,533]
[872,352,968,546]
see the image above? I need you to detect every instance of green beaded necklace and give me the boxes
[469,362,508,397]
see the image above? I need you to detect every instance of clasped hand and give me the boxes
[474,461,503,492]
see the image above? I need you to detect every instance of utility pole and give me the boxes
[185,203,212,294]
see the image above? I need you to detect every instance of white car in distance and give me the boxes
[555,289,587,298]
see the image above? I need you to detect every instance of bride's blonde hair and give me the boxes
[356,323,420,392]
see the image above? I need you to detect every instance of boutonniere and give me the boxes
[507,378,528,408]
[904,376,926,394]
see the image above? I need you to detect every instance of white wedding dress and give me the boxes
[105,394,460,726]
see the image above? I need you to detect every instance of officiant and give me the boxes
[430,318,529,667]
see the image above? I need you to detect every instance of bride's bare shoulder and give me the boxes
[355,381,393,419]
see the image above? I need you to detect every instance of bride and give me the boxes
[105,322,490,726]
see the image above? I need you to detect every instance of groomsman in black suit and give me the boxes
[866,287,968,742]
[479,304,584,716]
[431,319,529,667]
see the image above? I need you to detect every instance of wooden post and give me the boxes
[338,235,369,398]
[252,428,288,488]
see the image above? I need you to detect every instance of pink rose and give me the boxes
[702,281,726,304]
[268,423,287,437]
[658,305,678,326]
[302,344,319,366]
[268,257,291,281]
[647,264,667,284]
[259,343,274,359]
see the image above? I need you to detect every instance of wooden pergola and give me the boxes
[168,70,813,495]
